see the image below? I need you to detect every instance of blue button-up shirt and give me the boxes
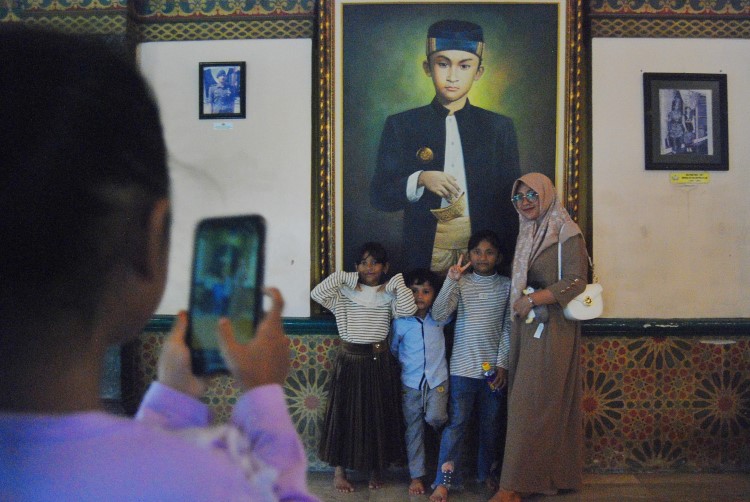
[390,311,452,390]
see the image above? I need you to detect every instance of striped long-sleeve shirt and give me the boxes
[431,272,512,378]
[311,271,417,343]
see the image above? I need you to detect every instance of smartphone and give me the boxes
[186,215,266,375]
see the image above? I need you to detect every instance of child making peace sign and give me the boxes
[428,230,512,502]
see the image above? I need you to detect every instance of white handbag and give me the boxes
[557,238,603,321]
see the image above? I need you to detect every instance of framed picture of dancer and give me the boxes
[314,0,584,279]
[199,62,246,119]
[643,73,728,171]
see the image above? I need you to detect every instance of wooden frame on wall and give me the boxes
[313,0,586,283]
[643,72,728,171]
[199,61,246,119]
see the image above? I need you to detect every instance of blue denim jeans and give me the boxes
[402,381,449,478]
[433,375,505,489]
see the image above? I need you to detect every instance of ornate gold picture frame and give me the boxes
[313,0,585,283]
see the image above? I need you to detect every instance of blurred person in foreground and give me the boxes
[0,26,318,502]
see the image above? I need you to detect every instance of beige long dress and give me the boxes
[500,235,587,493]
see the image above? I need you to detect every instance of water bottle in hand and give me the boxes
[482,362,499,393]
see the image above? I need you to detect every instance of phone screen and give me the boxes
[186,215,265,375]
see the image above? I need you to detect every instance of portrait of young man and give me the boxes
[340,3,560,275]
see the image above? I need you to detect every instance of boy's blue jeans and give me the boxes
[402,381,449,479]
[433,375,505,489]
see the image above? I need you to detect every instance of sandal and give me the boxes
[436,461,454,489]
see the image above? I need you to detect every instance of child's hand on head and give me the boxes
[447,254,471,281]
[379,275,403,292]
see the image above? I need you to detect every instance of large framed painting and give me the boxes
[643,72,728,171]
[313,0,585,281]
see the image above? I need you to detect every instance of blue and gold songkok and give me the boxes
[426,20,484,60]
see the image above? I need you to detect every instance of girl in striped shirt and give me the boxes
[311,242,417,493]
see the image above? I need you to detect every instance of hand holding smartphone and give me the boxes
[186,215,265,375]
[214,287,291,390]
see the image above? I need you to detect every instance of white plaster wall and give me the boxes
[138,39,312,317]
[592,38,750,318]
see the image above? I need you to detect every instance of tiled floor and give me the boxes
[307,470,750,502]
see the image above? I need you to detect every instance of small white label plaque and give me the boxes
[213,122,234,131]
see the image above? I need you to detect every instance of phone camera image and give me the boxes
[187,216,265,375]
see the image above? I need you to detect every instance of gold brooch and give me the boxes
[416,147,434,163]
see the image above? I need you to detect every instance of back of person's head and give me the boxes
[0,26,168,327]
[468,229,502,256]
[355,241,389,265]
[405,268,443,294]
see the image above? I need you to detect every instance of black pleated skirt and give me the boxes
[318,342,406,471]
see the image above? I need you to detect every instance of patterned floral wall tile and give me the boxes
[122,332,749,472]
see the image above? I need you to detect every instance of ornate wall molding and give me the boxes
[130,0,314,40]
[134,18,313,41]
[1,0,127,34]
[589,0,749,17]
[591,17,750,37]
[132,0,313,19]
[1,0,315,39]
[588,0,750,38]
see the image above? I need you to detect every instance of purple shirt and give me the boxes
[0,383,319,502]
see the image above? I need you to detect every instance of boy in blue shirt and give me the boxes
[391,268,453,496]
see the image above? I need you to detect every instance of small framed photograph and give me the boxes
[199,62,246,119]
[643,73,728,171]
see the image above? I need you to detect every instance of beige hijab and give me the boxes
[510,173,582,305]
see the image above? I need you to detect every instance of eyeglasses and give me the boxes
[511,191,539,204]
[358,259,382,267]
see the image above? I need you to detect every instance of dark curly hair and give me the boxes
[404,268,443,294]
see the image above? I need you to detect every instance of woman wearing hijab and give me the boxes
[490,173,588,502]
